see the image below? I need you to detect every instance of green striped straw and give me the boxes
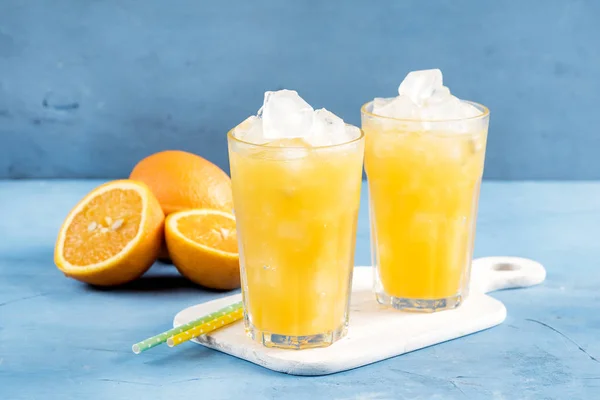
[132,301,243,354]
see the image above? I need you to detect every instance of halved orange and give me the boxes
[165,209,240,290]
[54,180,164,286]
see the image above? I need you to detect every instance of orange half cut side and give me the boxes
[165,209,240,290]
[54,180,164,286]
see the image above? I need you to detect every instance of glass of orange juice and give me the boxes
[362,69,490,312]
[228,90,364,349]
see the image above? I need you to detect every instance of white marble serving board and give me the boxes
[173,257,545,376]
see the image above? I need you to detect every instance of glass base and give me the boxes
[376,291,462,312]
[245,321,348,350]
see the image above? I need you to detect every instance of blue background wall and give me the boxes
[0,0,598,180]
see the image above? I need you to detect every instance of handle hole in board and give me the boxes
[493,263,521,272]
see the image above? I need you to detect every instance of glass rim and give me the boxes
[360,99,490,123]
[227,123,365,149]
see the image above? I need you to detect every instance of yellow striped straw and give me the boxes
[167,306,244,347]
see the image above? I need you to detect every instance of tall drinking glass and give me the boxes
[228,127,364,349]
[362,102,490,312]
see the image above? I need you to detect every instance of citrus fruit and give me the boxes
[165,209,240,290]
[54,180,164,286]
[129,150,233,260]
[129,150,233,215]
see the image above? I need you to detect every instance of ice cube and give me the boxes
[459,102,482,118]
[372,97,393,112]
[425,86,451,106]
[234,116,267,144]
[422,100,483,132]
[260,90,314,140]
[420,96,463,121]
[456,102,485,135]
[345,125,362,143]
[370,69,484,132]
[237,89,357,148]
[371,96,420,119]
[262,138,310,160]
[398,69,443,106]
[306,108,347,146]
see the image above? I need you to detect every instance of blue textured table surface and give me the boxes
[0,180,598,399]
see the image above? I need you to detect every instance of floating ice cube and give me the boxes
[398,69,443,106]
[422,96,482,132]
[420,96,463,121]
[372,97,393,111]
[459,102,482,118]
[267,138,310,160]
[306,108,347,146]
[234,116,267,144]
[371,96,420,119]
[260,90,314,140]
[371,69,484,132]
[451,102,485,134]
[425,86,451,106]
[235,89,358,148]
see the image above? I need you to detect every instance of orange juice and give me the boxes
[228,135,364,349]
[362,102,489,311]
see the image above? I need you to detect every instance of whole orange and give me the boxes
[129,150,233,260]
[129,150,233,215]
